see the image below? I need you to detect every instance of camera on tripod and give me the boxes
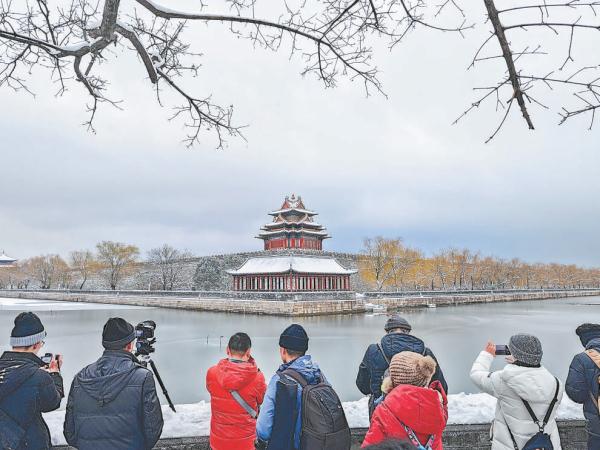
[135,320,157,356]
[133,320,176,413]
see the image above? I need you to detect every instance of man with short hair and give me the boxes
[207,332,267,450]
[256,324,334,450]
[0,312,64,450]
[356,314,448,418]
[566,323,600,449]
[64,317,164,450]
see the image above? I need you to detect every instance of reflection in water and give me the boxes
[0,296,597,408]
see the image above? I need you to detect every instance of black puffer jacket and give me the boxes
[63,350,164,450]
[0,351,63,450]
[566,325,600,443]
[356,333,448,399]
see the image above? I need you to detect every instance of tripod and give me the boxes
[137,354,177,413]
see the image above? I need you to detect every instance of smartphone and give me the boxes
[495,345,511,356]
[41,353,53,366]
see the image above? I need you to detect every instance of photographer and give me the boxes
[470,335,563,450]
[0,312,64,450]
[63,317,164,450]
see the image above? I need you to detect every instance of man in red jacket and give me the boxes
[206,332,267,450]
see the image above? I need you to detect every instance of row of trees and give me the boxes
[0,242,194,291]
[360,237,600,291]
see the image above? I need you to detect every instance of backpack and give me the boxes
[506,377,560,450]
[585,349,600,412]
[280,369,351,450]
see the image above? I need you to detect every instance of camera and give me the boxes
[41,353,54,366]
[496,345,511,356]
[135,320,157,356]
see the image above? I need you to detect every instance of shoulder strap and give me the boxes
[542,377,561,427]
[377,343,390,365]
[400,420,434,450]
[280,368,309,387]
[230,390,258,419]
[520,376,560,431]
[506,423,520,450]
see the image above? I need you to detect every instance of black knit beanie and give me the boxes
[102,318,135,350]
[10,312,46,347]
[279,324,309,352]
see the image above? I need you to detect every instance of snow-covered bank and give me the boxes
[44,393,584,446]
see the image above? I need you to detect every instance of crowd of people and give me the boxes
[1,311,600,450]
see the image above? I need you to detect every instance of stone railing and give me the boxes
[52,421,588,450]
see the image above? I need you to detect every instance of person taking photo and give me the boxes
[0,312,64,450]
[63,317,164,450]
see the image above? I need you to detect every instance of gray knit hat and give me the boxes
[10,312,47,347]
[385,314,412,333]
[508,333,543,366]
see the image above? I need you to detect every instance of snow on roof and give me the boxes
[227,256,357,275]
[263,220,322,228]
[0,253,16,263]
[268,208,317,216]
[257,229,330,237]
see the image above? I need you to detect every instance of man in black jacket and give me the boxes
[356,314,447,418]
[0,312,64,450]
[64,317,164,450]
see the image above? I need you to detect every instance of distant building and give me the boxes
[257,194,329,250]
[228,195,356,292]
[0,252,17,268]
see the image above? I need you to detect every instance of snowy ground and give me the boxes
[45,393,584,446]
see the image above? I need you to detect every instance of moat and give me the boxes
[0,295,597,406]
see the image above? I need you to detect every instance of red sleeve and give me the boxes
[206,366,215,395]
[429,380,449,426]
[361,408,387,447]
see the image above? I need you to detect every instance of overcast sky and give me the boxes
[1,1,599,265]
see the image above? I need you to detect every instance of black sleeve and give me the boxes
[142,371,164,449]
[38,371,62,413]
[356,346,373,396]
[425,347,448,394]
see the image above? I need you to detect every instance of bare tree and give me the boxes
[23,254,67,289]
[147,244,193,290]
[70,249,99,289]
[96,240,139,290]
[0,0,463,147]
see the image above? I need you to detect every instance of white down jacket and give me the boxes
[470,351,563,450]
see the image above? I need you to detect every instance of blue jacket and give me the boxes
[256,355,323,450]
[566,337,600,438]
[63,350,164,450]
[0,351,64,450]
[356,332,448,399]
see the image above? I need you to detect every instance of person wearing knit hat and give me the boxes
[64,318,164,450]
[362,351,448,449]
[356,314,447,419]
[0,312,64,449]
[567,323,600,449]
[470,337,563,450]
[256,324,346,450]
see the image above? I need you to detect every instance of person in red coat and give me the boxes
[362,351,448,450]
[206,332,267,450]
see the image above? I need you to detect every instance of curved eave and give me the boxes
[228,268,356,275]
[268,208,317,216]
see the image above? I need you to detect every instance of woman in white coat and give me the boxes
[470,334,563,450]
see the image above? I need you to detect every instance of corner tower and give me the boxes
[257,194,330,251]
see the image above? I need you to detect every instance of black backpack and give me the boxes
[506,377,560,450]
[280,369,351,450]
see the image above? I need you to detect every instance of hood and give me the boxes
[383,384,445,434]
[215,357,260,390]
[500,364,558,403]
[76,351,139,406]
[0,352,40,402]
[586,337,600,351]
[577,323,600,347]
[380,333,425,360]
[280,355,322,385]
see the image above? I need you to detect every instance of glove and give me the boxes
[255,439,268,450]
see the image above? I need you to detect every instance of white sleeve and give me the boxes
[470,351,497,396]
